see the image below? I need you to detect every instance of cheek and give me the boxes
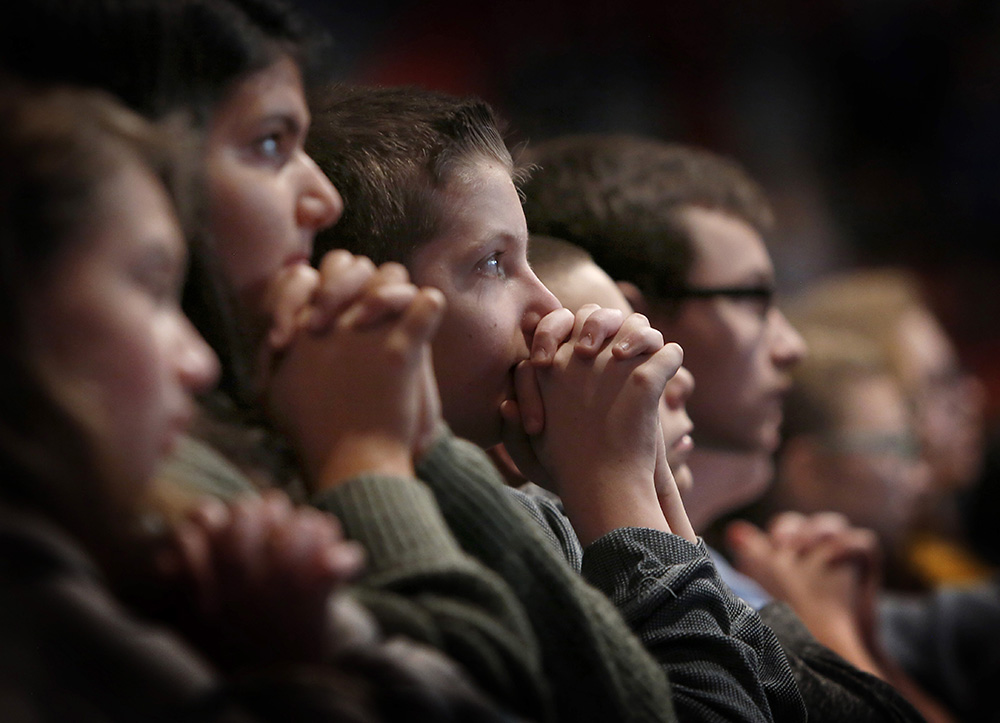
[676,315,742,382]
[435,302,515,369]
[101,326,168,419]
[65,323,168,481]
[208,173,289,292]
[721,332,770,397]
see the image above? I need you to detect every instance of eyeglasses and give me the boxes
[658,284,776,317]
[822,432,922,461]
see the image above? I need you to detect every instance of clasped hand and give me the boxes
[501,305,696,544]
[259,250,446,491]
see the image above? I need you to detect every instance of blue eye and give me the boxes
[259,135,280,156]
[251,132,291,165]
[479,252,506,279]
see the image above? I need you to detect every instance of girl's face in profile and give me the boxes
[24,162,219,492]
[203,56,343,313]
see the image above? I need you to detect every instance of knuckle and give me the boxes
[378,261,410,282]
[318,248,351,272]
[643,328,664,347]
[629,363,663,393]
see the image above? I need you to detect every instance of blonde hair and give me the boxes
[782,323,895,440]
[0,82,194,547]
[786,268,926,388]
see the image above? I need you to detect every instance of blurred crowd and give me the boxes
[1,1,997,721]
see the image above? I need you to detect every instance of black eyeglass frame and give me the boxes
[656,284,776,303]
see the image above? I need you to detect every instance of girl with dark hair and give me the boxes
[0,2,549,718]
[0,82,519,723]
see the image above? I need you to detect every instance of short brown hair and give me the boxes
[527,233,595,282]
[309,84,521,265]
[521,134,772,304]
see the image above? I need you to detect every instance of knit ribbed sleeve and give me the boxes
[418,432,681,723]
[312,473,552,722]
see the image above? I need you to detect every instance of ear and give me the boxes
[616,280,648,315]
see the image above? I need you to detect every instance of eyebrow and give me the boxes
[462,229,524,253]
[260,111,306,137]
[722,270,775,288]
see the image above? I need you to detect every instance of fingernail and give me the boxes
[617,340,631,353]
[196,499,228,529]
[532,348,549,364]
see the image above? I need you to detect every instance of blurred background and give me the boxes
[301,0,1000,426]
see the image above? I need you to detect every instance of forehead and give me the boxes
[681,206,774,285]
[547,261,630,314]
[895,308,957,382]
[417,160,525,264]
[441,160,523,228]
[41,162,183,289]
[92,163,184,248]
[210,56,307,129]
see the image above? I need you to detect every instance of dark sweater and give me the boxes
[0,505,242,722]
[511,480,926,723]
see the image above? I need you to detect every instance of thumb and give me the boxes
[513,360,545,435]
[645,342,685,393]
[266,264,320,348]
[725,519,773,573]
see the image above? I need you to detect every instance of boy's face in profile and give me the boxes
[651,207,806,454]
[817,373,928,547]
[409,159,561,448]
[539,257,696,493]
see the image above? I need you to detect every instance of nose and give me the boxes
[176,317,221,395]
[296,151,343,232]
[520,270,563,337]
[769,307,807,370]
[663,364,695,410]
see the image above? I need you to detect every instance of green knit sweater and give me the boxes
[160,434,550,721]
[164,431,806,722]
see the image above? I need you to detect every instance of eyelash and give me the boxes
[478,251,506,279]
[253,131,291,165]
[133,268,180,306]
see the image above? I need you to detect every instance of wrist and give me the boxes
[810,613,886,679]
[414,420,449,466]
[305,434,415,493]
[559,473,670,546]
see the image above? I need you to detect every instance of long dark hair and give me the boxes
[0,81,196,556]
[0,0,333,413]
[0,0,330,124]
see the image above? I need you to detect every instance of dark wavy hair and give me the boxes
[0,81,196,550]
[0,0,330,124]
[0,0,332,411]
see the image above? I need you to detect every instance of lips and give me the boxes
[671,432,694,454]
